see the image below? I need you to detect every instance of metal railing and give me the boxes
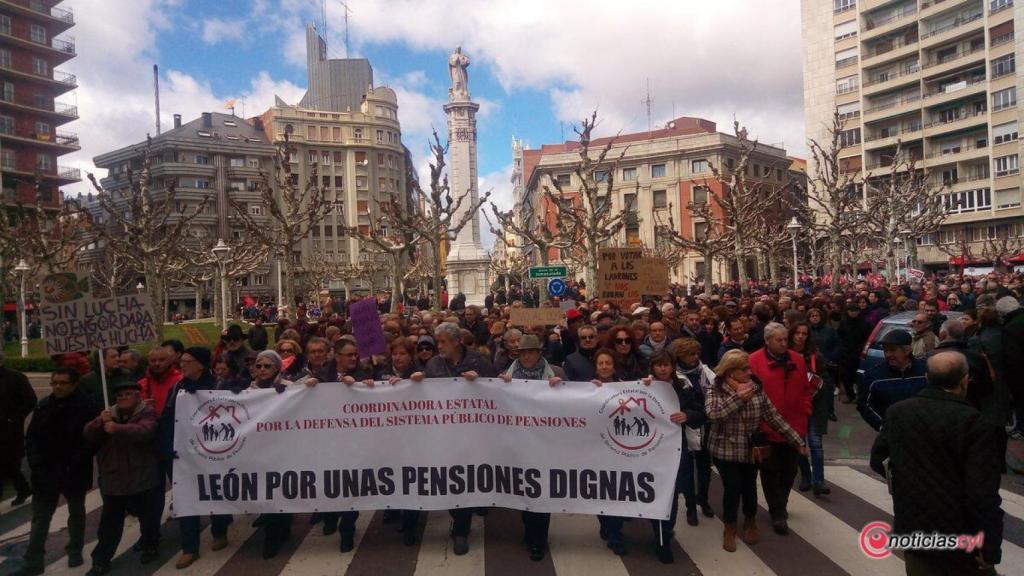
[922,76,986,99]
[926,141,987,159]
[51,37,75,54]
[865,92,922,113]
[0,93,79,118]
[921,12,983,39]
[923,43,984,68]
[836,55,859,68]
[864,6,917,30]
[53,69,76,85]
[924,109,986,128]
[990,0,1014,14]
[864,34,918,57]
[865,123,923,142]
[55,131,78,146]
[837,83,860,95]
[57,165,80,180]
[46,5,74,24]
[991,32,1015,47]
[864,64,920,86]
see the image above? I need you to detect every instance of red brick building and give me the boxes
[0,0,79,207]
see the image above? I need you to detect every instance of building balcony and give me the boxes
[862,66,921,96]
[923,109,987,137]
[919,0,974,18]
[864,124,924,149]
[863,93,923,122]
[921,46,986,78]
[0,29,76,63]
[921,77,986,107]
[0,160,80,183]
[925,141,990,164]
[936,172,991,191]
[990,0,1014,16]
[0,128,79,150]
[0,61,76,91]
[862,7,918,40]
[0,1,74,31]
[0,93,77,122]
[861,37,919,69]
[920,12,984,49]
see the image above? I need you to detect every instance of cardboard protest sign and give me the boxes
[349,298,387,358]
[509,307,564,327]
[596,248,669,307]
[39,272,157,355]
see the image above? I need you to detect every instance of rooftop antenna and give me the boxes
[642,78,654,134]
[559,121,564,142]
[338,0,352,56]
[153,64,160,134]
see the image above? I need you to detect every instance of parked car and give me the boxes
[857,310,963,376]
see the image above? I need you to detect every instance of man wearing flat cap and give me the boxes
[83,377,161,575]
[857,330,927,431]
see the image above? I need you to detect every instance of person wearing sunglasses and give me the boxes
[247,350,294,559]
[604,327,648,381]
[274,338,307,381]
[564,325,599,382]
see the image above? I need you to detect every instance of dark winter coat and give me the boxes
[158,369,219,462]
[424,345,496,378]
[0,365,35,462]
[857,358,927,431]
[84,402,161,496]
[564,348,597,382]
[870,387,1003,564]
[248,324,269,351]
[931,340,1005,427]
[837,315,871,371]
[25,387,99,495]
[810,321,840,364]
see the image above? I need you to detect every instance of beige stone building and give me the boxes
[802,0,1024,271]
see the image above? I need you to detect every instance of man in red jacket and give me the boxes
[138,347,181,417]
[749,322,813,536]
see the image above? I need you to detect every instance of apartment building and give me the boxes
[0,0,79,207]
[519,117,794,284]
[803,0,1023,271]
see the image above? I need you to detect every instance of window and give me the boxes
[355,151,367,165]
[623,193,638,212]
[594,170,608,182]
[354,127,363,140]
[230,157,245,167]
[332,126,341,141]
[691,159,710,174]
[622,167,637,181]
[249,205,263,216]
[0,115,11,134]
[992,87,1016,111]
[308,151,318,164]
[694,221,709,242]
[0,15,9,35]
[322,152,331,166]
[377,153,385,167]
[991,0,1013,12]
[834,20,857,40]
[996,188,1020,209]
[334,176,344,188]
[254,274,266,286]
[322,175,331,188]
[195,154,209,165]
[994,122,1019,145]
[992,54,1015,78]
[836,75,858,95]
[356,176,367,189]
[34,121,49,137]
[29,24,46,44]
[692,185,709,205]
[320,126,329,141]
[555,173,571,187]
[247,180,259,191]
[837,101,860,120]
[0,49,9,69]
[333,151,343,163]
[835,47,857,68]
[36,153,51,170]
[376,129,384,143]
[1,148,14,169]
[994,154,1019,177]
[651,163,666,178]
[196,179,211,189]
[834,0,855,12]
[839,128,861,147]
[653,189,667,208]
[1,81,11,102]
[32,57,47,76]
[307,125,317,140]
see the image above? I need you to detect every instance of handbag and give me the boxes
[750,430,772,463]
[685,425,703,451]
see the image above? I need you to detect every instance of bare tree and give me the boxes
[226,136,329,317]
[485,202,573,300]
[544,110,634,289]
[705,122,786,287]
[342,197,426,312]
[863,140,948,276]
[178,237,272,324]
[89,250,134,299]
[653,196,732,287]
[418,129,491,310]
[87,139,210,339]
[804,111,869,289]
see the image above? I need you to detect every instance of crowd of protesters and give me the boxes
[0,270,1019,574]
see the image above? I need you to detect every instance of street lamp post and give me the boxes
[276,251,283,311]
[14,259,29,357]
[786,217,801,291]
[211,238,230,328]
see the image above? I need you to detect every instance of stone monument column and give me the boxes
[443,46,490,306]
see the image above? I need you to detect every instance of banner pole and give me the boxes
[98,348,110,408]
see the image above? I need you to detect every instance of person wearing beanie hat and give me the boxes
[157,348,234,569]
[995,295,1021,319]
[415,335,437,370]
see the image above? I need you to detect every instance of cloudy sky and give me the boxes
[59,0,804,247]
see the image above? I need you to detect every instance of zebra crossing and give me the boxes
[1,465,1022,576]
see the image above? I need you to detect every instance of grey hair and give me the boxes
[763,322,787,340]
[434,322,462,341]
[502,328,523,342]
[124,349,143,361]
[578,324,596,338]
[940,319,965,341]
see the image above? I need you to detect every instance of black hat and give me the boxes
[110,377,141,393]
[878,330,912,347]
[224,324,248,341]
[184,346,212,368]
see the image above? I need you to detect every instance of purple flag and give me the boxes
[349,299,387,358]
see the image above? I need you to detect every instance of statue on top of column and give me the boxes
[448,46,470,99]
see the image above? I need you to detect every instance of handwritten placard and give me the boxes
[596,248,669,307]
[40,293,158,355]
[508,307,564,327]
[349,298,387,358]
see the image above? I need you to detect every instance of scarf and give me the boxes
[509,358,554,380]
[675,362,709,391]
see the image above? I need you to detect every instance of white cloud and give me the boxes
[478,162,514,249]
[201,18,244,44]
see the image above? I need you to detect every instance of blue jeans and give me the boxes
[799,423,826,486]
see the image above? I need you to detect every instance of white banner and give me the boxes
[172,378,682,520]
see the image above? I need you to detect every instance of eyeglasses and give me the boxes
[417,345,434,351]
[279,348,295,354]
[615,338,632,344]
[580,335,596,340]
[253,363,275,370]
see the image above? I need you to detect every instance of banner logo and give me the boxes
[188,398,250,461]
[599,388,666,457]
